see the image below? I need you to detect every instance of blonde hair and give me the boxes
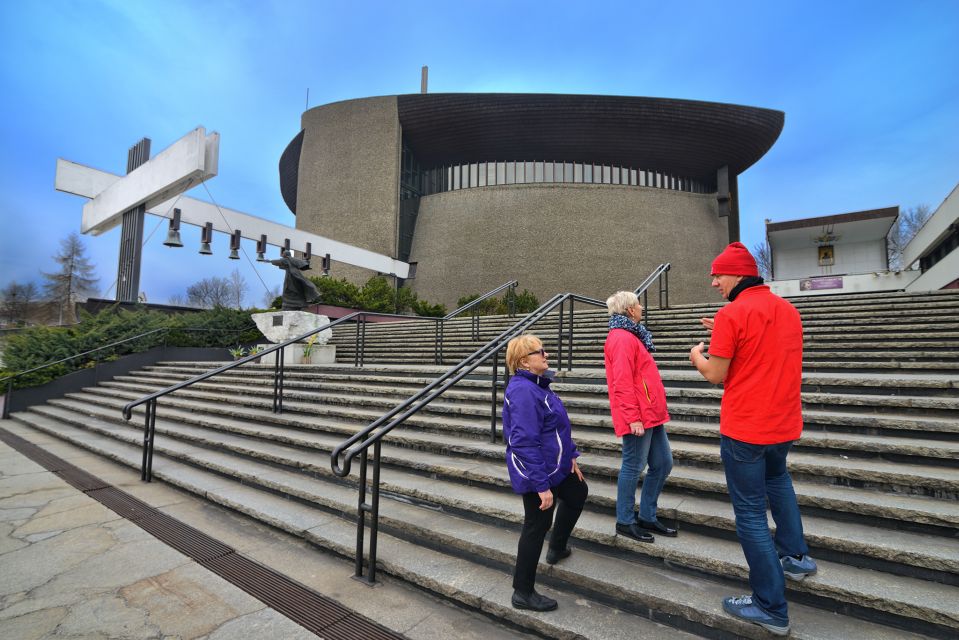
[505,334,542,374]
[606,291,640,316]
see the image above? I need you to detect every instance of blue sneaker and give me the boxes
[722,595,790,636]
[781,554,818,581]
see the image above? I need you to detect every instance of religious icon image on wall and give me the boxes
[818,245,835,266]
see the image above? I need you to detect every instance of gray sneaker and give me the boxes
[781,554,818,581]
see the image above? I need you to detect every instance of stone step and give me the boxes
[10,409,957,638]
[144,363,959,396]
[0,418,699,640]
[100,375,959,442]
[59,390,959,533]
[110,370,959,419]
[35,396,959,579]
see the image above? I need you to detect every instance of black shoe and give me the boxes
[546,547,571,565]
[511,589,558,611]
[637,518,678,537]
[615,522,655,543]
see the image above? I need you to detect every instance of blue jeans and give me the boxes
[616,425,673,524]
[720,435,809,621]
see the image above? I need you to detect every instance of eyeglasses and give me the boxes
[526,348,547,357]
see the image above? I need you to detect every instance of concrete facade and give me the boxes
[283,94,782,307]
[410,183,726,306]
[296,97,401,284]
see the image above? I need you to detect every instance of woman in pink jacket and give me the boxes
[604,291,676,543]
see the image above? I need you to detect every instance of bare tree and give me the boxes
[228,268,248,309]
[752,241,772,280]
[888,204,932,270]
[1,281,39,325]
[42,232,99,324]
[261,285,281,309]
[167,293,187,307]
[186,276,232,308]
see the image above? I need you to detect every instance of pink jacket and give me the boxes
[604,328,670,437]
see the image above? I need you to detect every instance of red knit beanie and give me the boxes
[711,242,759,277]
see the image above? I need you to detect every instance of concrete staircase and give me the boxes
[6,289,959,639]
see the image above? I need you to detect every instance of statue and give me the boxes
[270,251,321,310]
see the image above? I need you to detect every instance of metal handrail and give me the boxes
[1,325,253,419]
[330,291,610,583]
[122,281,521,481]
[634,263,671,314]
[330,262,671,584]
[444,280,518,319]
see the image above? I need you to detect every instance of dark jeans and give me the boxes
[720,435,809,621]
[512,472,589,593]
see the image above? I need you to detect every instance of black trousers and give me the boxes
[512,472,589,593]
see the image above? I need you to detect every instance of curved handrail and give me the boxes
[330,291,606,477]
[120,280,523,421]
[634,263,670,298]
[0,327,169,385]
[444,280,518,319]
[121,313,363,420]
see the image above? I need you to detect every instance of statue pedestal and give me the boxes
[258,343,336,365]
[251,311,332,344]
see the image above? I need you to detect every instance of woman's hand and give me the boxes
[629,421,645,436]
[571,458,584,482]
[538,489,554,511]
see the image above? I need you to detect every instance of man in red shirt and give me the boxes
[689,242,816,637]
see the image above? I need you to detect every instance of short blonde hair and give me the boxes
[606,291,640,316]
[506,334,542,374]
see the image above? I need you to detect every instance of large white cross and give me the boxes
[54,126,410,278]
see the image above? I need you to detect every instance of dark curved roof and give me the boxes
[278,129,303,215]
[396,93,783,179]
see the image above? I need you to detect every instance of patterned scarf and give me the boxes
[608,314,656,353]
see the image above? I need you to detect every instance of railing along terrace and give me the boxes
[330,264,671,584]
[1,326,253,420]
[121,281,519,481]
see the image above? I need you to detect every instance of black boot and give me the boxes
[511,589,558,611]
[616,522,655,543]
[637,518,678,537]
[546,547,571,565]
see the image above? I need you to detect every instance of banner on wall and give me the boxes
[799,276,843,291]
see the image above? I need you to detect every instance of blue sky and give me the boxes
[1,0,957,306]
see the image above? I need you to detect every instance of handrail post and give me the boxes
[471,310,479,341]
[359,318,367,367]
[556,298,565,367]
[567,297,574,371]
[490,348,499,443]
[508,283,516,317]
[141,398,157,482]
[272,346,281,413]
[663,267,670,308]
[2,380,12,419]
[354,319,361,367]
[278,346,286,413]
[368,440,382,583]
[355,447,368,579]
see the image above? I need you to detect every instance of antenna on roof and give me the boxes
[305,88,310,110]
[421,66,428,94]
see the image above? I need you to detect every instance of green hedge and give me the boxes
[269,275,448,317]
[455,289,539,316]
[1,306,263,390]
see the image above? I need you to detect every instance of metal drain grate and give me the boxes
[0,426,407,640]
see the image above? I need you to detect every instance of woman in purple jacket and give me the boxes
[503,333,588,612]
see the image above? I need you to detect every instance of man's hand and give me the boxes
[538,489,554,510]
[690,342,731,384]
[700,317,715,332]
[571,458,584,482]
[629,421,645,436]
[689,341,706,365]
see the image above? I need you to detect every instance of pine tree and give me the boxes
[42,232,99,324]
